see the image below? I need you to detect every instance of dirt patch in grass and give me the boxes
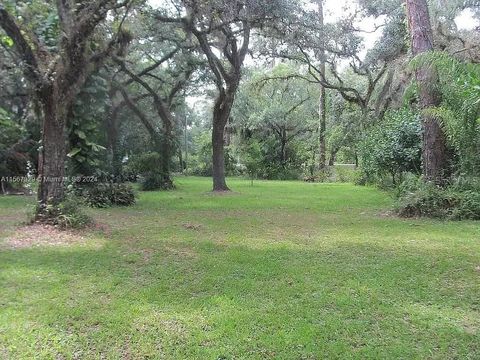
[182,223,203,231]
[2,224,89,249]
[164,244,198,259]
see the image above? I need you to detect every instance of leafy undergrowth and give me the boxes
[0,177,479,359]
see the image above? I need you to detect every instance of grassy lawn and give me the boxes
[1,177,479,359]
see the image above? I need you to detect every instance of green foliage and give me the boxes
[82,183,136,208]
[188,132,213,177]
[0,109,21,150]
[231,64,317,180]
[359,108,422,185]
[35,196,92,229]
[309,166,359,183]
[0,108,36,191]
[0,35,13,47]
[127,152,173,191]
[68,74,108,177]
[396,175,480,220]
[334,166,359,183]
[411,51,480,176]
[240,139,263,182]
[141,173,170,191]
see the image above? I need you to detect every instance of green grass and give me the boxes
[1,177,479,359]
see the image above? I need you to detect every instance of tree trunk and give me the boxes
[153,100,175,189]
[106,104,121,178]
[211,90,235,191]
[406,0,447,184]
[160,118,174,189]
[106,90,124,179]
[280,129,287,167]
[212,124,228,191]
[37,91,68,211]
[317,0,327,169]
[328,149,337,166]
[319,87,327,169]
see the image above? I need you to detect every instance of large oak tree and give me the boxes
[157,0,292,191]
[0,0,131,215]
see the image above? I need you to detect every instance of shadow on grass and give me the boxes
[1,238,479,358]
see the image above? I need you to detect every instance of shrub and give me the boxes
[396,176,480,220]
[314,167,333,183]
[334,166,358,183]
[307,166,358,183]
[108,183,136,206]
[140,173,174,191]
[259,164,301,180]
[35,196,92,229]
[126,152,174,190]
[83,182,136,208]
[359,109,422,186]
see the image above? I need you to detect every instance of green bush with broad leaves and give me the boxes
[82,182,136,208]
[359,108,422,186]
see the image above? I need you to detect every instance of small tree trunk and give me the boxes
[328,150,337,167]
[37,92,67,210]
[406,0,447,184]
[280,130,287,167]
[317,0,327,170]
[106,106,121,178]
[106,91,123,179]
[178,148,184,172]
[160,119,174,189]
[319,87,327,169]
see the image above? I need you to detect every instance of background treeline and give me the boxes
[0,0,479,223]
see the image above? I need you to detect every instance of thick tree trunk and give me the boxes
[211,90,235,192]
[37,91,68,211]
[317,0,327,169]
[153,100,175,189]
[406,0,447,184]
[319,87,327,169]
[212,124,228,191]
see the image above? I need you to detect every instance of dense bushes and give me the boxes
[308,165,359,183]
[0,108,37,193]
[34,182,136,229]
[35,197,92,229]
[395,175,480,220]
[126,152,174,191]
[80,182,136,208]
[359,109,422,185]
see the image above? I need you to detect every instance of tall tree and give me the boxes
[316,0,327,169]
[0,1,131,215]
[157,0,290,191]
[405,0,448,183]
